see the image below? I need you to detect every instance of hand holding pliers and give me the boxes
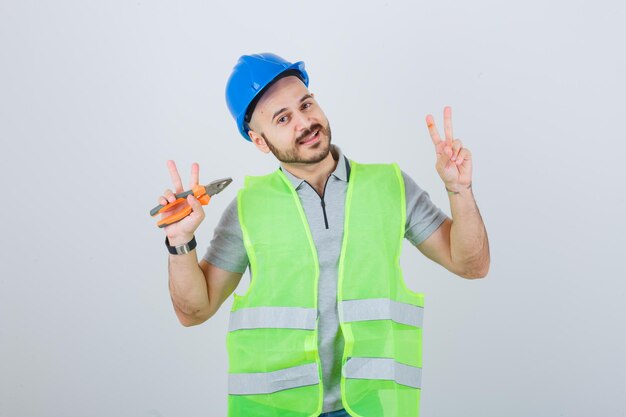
[150,161,232,228]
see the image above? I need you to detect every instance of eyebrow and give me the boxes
[271,94,313,122]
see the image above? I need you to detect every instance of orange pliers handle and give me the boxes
[154,186,211,228]
[149,178,232,228]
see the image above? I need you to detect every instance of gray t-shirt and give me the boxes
[203,145,448,412]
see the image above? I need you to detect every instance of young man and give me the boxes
[158,53,489,417]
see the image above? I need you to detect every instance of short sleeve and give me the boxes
[202,195,249,273]
[402,170,449,246]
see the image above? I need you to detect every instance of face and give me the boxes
[248,76,332,164]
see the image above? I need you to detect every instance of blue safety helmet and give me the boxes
[225,53,309,141]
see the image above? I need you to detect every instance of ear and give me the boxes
[248,130,271,154]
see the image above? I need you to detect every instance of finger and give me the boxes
[167,160,184,193]
[455,148,471,165]
[443,106,453,144]
[455,150,464,165]
[187,194,206,219]
[163,188,176,204]
[438,144,453,166]
[187,194,200,209]
[451,139,463,161]
[426,114,443,146]
[190,162,199,188]
[434,141,445,157]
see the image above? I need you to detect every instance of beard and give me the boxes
[263,122,332,164]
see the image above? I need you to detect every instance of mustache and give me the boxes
[296,123,326,144]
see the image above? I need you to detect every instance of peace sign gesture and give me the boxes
[157,160,206,244]
[425,106,472,192]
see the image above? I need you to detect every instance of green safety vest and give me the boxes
[227,161,424,417]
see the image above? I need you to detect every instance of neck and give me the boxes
[281,150,337,195]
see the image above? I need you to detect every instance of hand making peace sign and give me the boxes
[425,106,472,193]
[157,160,206,242]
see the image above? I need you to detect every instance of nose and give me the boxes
[293,109,312,132]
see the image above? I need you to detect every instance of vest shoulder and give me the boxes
[242,170,283,189]
[351,160,401,174]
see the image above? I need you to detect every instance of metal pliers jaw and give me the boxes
[204,177,233,197]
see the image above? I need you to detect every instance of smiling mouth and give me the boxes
[299,129,320,145]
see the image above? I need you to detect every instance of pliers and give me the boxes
[150,177,232,228]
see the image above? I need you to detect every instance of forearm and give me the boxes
[167,237,211,323]
[448,184,490,278]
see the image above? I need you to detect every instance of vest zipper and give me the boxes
[304,175,331,230]
[320,198,329,229]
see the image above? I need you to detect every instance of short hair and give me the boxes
[243,69,305,128]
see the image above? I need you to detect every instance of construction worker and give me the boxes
[159,53,490,417]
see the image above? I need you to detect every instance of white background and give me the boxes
[1,0,625,416]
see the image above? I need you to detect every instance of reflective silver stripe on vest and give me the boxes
[343,357,422,389]
[341,298,423,327]
[228,306,317,331]
[229,362,320,395]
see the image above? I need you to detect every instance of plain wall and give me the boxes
[1,0,624,416]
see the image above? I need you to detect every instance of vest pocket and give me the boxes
[227,321,323,415]
[228,383,320,417]
[343,357,422,389]
[343,378,421,417]
[229,362,320,395]
[227,306,323,416]
[341,297,423,368]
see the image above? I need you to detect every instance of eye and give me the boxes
[277,115,289,124]
[302,102,312,110]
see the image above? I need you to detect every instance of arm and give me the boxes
[157,160,244,327]
[416,187,490,278]
[167,249,242,326]
[419,106,490,279]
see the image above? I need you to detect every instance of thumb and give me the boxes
[187,194,201,210]
[186,194,206,222]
